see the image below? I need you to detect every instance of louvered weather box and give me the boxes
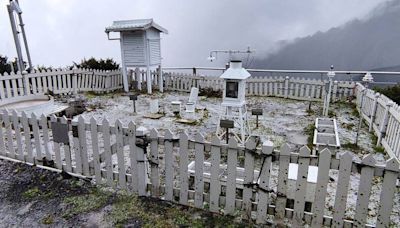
[105,19,168,94]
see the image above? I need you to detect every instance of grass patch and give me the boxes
[62,188,111,219]
[107,192,246,228]
[22,186,41,199]
[304,124,316,149]
[41,214,54,225]
[342,142,361,152]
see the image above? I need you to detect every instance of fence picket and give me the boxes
[194,133,205,209]
[78,116,89,176]
[149,129,160,197]
[354,154,376,227]
[3,110,15,158]
[115,120,127,188]
[311,148,331,227]
[102,119,113,185]
[225,137,238,215]
[50,115,62,169]
[21,112,33,163]
[242,137,256,219]
[128,122,138,193]
[12,110,24,161]
[40,114,50,159]
[256,141,274,224]
[179,132,189,205]
[60,116,72,172]
[275,144,291,225]
[164,130,174,201]
[376,158,399,228]
[90,117,101,183]
[292,146,311,226]
[332,152,353,227]
[209,135,221,213]
[30,113,42,160]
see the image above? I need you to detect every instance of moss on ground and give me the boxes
[107,192,248,228]
[62,188,111,218]
[304,124,316,149]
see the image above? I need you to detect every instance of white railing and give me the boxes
[163,73,355,101]
[0,111,398,227]
[0,69,123,100]
[355,83,400,161]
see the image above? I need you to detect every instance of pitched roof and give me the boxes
[105,19,168,34]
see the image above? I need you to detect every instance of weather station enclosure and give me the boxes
[105,19,168,93]
[217,60,251,144]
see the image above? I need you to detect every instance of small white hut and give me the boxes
[216,60,251,144]
[105,19,168,94]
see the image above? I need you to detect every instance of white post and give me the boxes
[377,101,394,146]
[284,76,289,98]
[72,68,78,95]
[145,34,152,94]
[323,71,335,116]
[369,93,380,132]
[158,65,163,92]
[119,34,129,92]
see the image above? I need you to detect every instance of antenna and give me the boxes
[207,46,255,66]
[7,0,33,72]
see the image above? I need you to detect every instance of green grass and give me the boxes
[62,188,111,218]
[304,124,316,149]
[22,187,41,199]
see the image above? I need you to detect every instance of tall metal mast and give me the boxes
[7,0,33,72]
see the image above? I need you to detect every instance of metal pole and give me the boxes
[226,128,229,144]
[355,87,367,145]
[15,0,32,71]
[7,4,24,72]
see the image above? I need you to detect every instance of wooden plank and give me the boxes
[149,129,159,196]
[332,152,353,227]
[11,79,18,96]
[256,140,274,224]
[194,133,205,209]
[40,114,51,159]
[225,138,238,215]
[128,122,138,192]
[136,134,146,196]
[354,155,376,227]
[292,146,311,226]
[179,132,189,205]
[78,116,89,176]
[311,148,332,227]
[242,137,256,219]
[90,117,101,183]
[0,80,5,99]
[209,135,221,213]
[102,119,113,186]
[115,120,127,188]
[21,112,33,163]
[50,115,62,169]
[164,130,174,201]
[5,79,11,98]
[376,158,399,228]
[60,117,72,172]
[12,110,24,161]
[0,112,5,156]
[275,143,291,226]
[3,110,15,158]
[30,113,42,160]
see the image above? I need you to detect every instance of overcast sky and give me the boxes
[0,0,387,68]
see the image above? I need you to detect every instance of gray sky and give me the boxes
[0,0,387,68]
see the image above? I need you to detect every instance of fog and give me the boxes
[0,0,387,68]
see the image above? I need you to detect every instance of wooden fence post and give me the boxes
[369,93,380,132]
[377,101,394,146]
[256,140,273,224]
[72,70,78,94]
[332,80,338,102]
[135,67,141,91]
[158,66,163,93]
[284,76,289,98]
[23,71,30,96]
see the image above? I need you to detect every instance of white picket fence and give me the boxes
[355,83,400,161]
[0,69,123,100]
[0,110,398,227]
[163,73,355,101]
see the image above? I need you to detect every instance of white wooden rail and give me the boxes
[0,69,123,99]
[0,111,398,227]
[355,83,400,162]
[163,73,355,102]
